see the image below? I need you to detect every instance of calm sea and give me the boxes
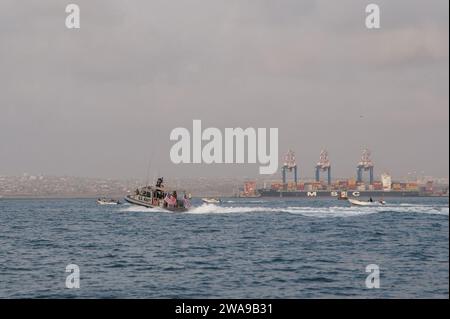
[0,197,448,298]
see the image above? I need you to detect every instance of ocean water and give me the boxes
[0,197,448,298]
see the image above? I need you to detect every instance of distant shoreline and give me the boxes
[1,194,448,201]
[0,195,126,200]
[0,194,130,200]
[0,194,234,200]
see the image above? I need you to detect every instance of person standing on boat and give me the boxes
[164,192,177,208]
[183,193,191,209]
[155,177,165,199]
[172,191,178,207]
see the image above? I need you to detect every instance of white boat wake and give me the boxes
[119,203,449,218]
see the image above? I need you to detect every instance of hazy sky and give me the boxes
[0,0,448,180]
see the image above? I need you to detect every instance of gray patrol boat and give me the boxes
[125,177,192,212]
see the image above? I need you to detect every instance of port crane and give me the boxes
[282,150,298,190]
[357,149,374,184]
[315,150,331,185]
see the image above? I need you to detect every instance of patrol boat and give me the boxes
[125,177,192,212]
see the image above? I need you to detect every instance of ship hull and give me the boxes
[258,189,426,198]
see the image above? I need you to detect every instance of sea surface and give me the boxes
[0,197,448,298]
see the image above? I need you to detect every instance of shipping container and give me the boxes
[357,185,367,191]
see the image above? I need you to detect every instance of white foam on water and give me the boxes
[382,204,449,216]
[399,203,442,207]
[188,204,449,217]
[187,204,273,215]
[223,200,266,204]
[119,205,170,213]
[119,203,449,217]
[285,205,448,217]
[282,206,378,218]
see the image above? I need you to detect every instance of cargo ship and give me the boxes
[257,188,422,198]
[239,151,448,198]
[241,179,444,198]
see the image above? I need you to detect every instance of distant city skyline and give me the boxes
[0,174,448,199]
[0,0,448,180]
[1,171,448,185]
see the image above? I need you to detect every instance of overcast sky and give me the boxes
[0,0,448,180]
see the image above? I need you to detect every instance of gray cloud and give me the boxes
[0,0,448,180]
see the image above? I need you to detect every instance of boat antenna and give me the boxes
[144,150,154,187]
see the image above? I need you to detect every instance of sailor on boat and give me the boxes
[155,177,165,199]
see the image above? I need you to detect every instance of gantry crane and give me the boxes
[357,149,374,184]
[315,150,331,185]
[282,150,298,189]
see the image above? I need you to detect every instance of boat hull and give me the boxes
[97,199,120,205]
[201,198,221,204]
[348,198,384,206]
[124,195,188,212]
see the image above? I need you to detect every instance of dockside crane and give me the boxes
[282,150,298,190]
[315,150,331,185]
[357,149,374,184]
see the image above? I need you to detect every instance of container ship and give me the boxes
[241,180,441,198]
[257,188,422,198]
[239,150,447,198]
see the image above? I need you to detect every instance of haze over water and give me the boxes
[0,0,448,179]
